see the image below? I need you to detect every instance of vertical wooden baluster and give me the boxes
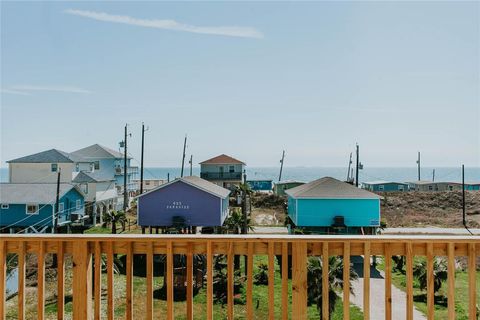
[468,243,476,320]
[38,241,45,320]
[146,242,153,320]
[0,240,5,320]
[282,242,289,320]
[322,242,329,320]
[57,241,65,320]
[206,241,213,320]
[227,242,234,320]
[405,242,413,320]
[343,242,351,320]
[246,242,254,320]
[363,242,370,320]
[72,241,93,320]
[384,243,392,320]
[94,242,102,320]
[447,242,455,320]
[186,243,193,320]
[292,242,307,320]
[126,242,133,320]
[426,243,434,320]
[18,241,26,320]
[268,242,275,320]
[166,241,174,320]
[107,242,114,320]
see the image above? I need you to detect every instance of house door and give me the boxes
[219,166,224,177]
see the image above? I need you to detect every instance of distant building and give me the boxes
[465,183,480,191]
[407,181,463,192]
[362,181,409,192]
[134,179,167,193]
[7,149,89,184]
[72,171,118,224]
[0,183,85,233]
[286,177,381,232]
[274,180,305,196]
[137,176,230,228]
[71,144,139,198]
[199,154,245,189]
[247,180,273,191]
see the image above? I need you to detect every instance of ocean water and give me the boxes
[2,167,479,184]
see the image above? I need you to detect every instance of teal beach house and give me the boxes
[286,177,381,233]
[0,183,85,233]
[362,181,409,192]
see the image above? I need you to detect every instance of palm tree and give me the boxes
[413,258,448,295]
[307,256,359,319]
[103,210,127,234]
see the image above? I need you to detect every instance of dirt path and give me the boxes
[349,257,426,320]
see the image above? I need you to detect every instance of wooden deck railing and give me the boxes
[0,235,478,320]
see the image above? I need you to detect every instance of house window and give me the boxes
[76,199,81,210]
[146,181,150,185]
[448,185,453,191]
[378,185,384,191]
[26,204,39,215]
[1,204,9,209]
[82,183,88,194]
[75,163,80,172]
[51,163,58,172]
[59,203,64,213]
[94,161,100,170]
[229,166,235,173]
[398,185,404,191]
[428,185,433,191]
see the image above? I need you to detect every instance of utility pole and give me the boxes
[355,144,360,187]
[278,150,285,181]
[189,155,193,176]
[54,168,61,233]
[140,123,148,194]
[167,173,170,182]
[432,169,435,182]
[462,164,466,226]
[123,124,129,211]
[416,152,421,181]
[180,135,187,177]
[346,152,353,182]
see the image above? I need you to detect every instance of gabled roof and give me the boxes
[199,154,245,165]
[0,183,83,204]
[407,180,461,185]
[286,177,381,199]
[72,171,115,183]
[71,144,129,160]
[137,176,230,199]
[7,149,85,164]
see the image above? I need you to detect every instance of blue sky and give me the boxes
[1,1,479,167]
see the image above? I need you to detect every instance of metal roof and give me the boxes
[7,149,86,163]
[0,183,82,204]
[199,154,245,165]
[363,181,408,185]
[137,176,230,199]
[274,180,305,185]
[72,171,115,183]
[286,177,381,199]
[71,144,130,160]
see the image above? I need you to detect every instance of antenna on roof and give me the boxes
[278,150,285,181]
[189,154,193,176]
[180,135,187,178]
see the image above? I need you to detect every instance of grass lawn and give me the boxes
[30,254,362,319]
[378,257,480,320]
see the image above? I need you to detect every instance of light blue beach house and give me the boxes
[286,177,381,234]
[0,183,85,233]
[362,181,409,192]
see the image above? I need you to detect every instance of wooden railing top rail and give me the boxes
[2,234,480,241]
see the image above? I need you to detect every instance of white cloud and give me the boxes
[10,85,92,94]
[65,9,264,39]
[0,88,31,96]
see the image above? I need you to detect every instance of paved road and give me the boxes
[349,257,426,320]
